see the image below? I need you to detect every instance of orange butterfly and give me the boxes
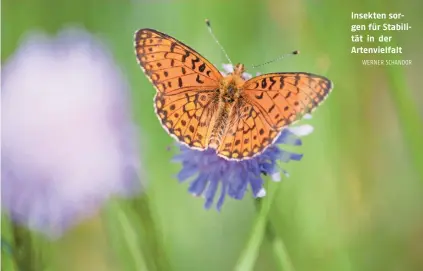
[134,28,333,160]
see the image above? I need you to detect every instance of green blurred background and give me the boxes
[2,0,423,270]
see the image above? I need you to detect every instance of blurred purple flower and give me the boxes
[173,64,314,210]
[1,28,142,238]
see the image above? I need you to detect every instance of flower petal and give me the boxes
[288,124,314,137]
[203,178,219,209]
[188,174,209,196]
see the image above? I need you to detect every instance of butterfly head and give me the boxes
[233,63,245,76]
[219,63,246,104]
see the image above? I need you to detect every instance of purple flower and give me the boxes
[1,28,142,238]
[173,64,314,211]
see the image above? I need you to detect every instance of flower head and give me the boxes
[173,64,313,211]
[1,28,142,238]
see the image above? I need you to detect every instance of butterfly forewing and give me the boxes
[135,29,222,94]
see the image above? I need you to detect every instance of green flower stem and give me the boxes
[117,210,150,271]
[235,182,295,271]
[104,201,149,271]
[234,206,267,271]
[2,217,19,271]
[132,196,172,271]
[104,196,171,271]
[1,239,19,271]
[265,222,295,271]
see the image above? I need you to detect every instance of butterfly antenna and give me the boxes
[251,50,300,69]
[205,19,233,65]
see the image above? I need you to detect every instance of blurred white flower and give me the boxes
[1,28,142,238]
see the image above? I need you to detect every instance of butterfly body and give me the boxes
[135,29,333,161]
[209,63,246,149]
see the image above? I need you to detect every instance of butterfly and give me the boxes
[134,28,333,160]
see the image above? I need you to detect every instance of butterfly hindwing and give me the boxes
[154,90,219,150]
[216,101,279,160]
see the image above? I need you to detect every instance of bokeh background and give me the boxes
[2,0,423,270]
